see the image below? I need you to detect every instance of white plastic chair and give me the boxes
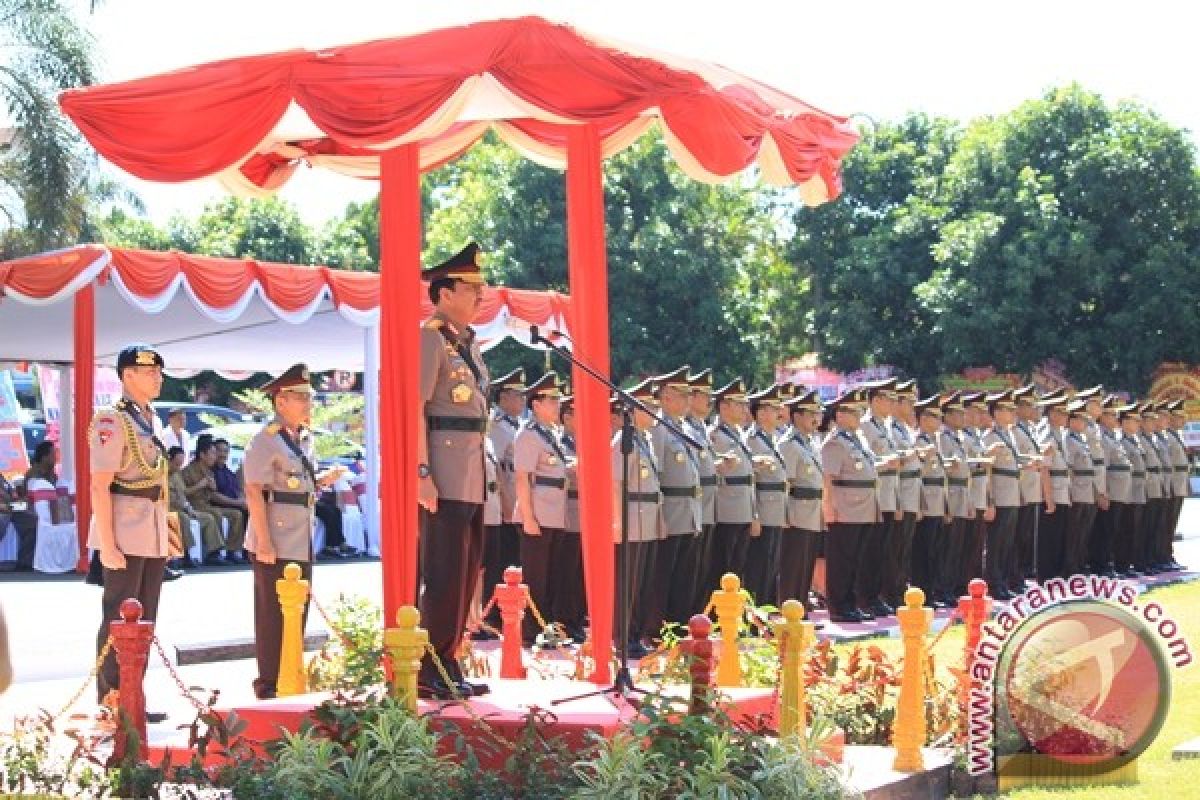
[27,477,79,573]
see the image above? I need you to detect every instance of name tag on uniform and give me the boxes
[640,461,650,479]
[287,475,301,489]
[806,466,814,475]
[700,451,709,460]
[855,461,863,471]
[451,383,472,403]
[675,452,685,463]
[547,455,558,465]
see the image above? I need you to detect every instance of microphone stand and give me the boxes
[523,325,695,708]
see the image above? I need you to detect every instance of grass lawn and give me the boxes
[833,579,1200,799]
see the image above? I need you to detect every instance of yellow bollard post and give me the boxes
[711,573,746,688]
[276,563,310,698]
[774,599,816,741]
[893,586,933,772]
[384,606,428,712]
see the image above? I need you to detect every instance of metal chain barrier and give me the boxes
[151,636,212,716]
[49,636,114,723]
[310,594,395,683]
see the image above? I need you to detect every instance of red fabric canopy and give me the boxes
[60,16,857,201]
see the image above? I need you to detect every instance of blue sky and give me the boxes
[82,0,1200,225]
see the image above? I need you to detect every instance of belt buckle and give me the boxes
[308,494,316,509]
[694,486,702,499]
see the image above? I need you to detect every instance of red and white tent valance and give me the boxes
[60,16,858,205]
[0,245,571,372]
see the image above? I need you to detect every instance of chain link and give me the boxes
[151,636,211,715]
[49,636,113,722]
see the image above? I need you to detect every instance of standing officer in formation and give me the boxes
[745,385,787,606]
[1162,401,1189,571]
[243,364,344,700]
[1036,393,1072,579]
[1062,400,1098,576]
[910,397,949,607]
[1118,402,1149,575]
[1094,396,1132,576]
[89,345,170,706]
[859,379,902,617]
[887,381,923,609]
[981,391,1021,598]
[1011,386,1045,586]
[557,394,587,644]
[417,243,491,699]
[937,394,972,605]
[960,392,992,591]
[709,380,756,588]
[483,369,525,630]
[685,369,720,615]
[778,390,824,611]
[1138,403,1166,575]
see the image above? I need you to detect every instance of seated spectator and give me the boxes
[23,441,79,574]
[182,440,248,564]
[315,484,357,559]
[167,446,225,567]
[213,439,242,500]
[160,408,192,455]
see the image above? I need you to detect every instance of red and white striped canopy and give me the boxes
[59,16,858,204]
[0,245,571,373]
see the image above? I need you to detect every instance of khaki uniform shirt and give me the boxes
[963,427,990,511]
[779,432,823,532]
[181,460,220,510]
[1064,431,1096,504]
[1086,420,1107,497]
[1140,433,1164,500]
[513,422,568,530]
[746,425,787,527]
[860,413,899,513]
[981,426,1021,508]
[243,418,317,562]
[916,431,948,517]
[1166,429,1191,498]
[710,421,755,525]
[1101,427,1132,504]
[489,412,521,522]
[1013,420,1044,505]
[420,312,489,504]
[167,470,192,515]
[562,432,580,533]
[892,420,922,514]
[939,427,973,519]
[1041,426,1072,506]
[685,415,718,526]
[1152,433,1175,499]
[87,399,170,558]
[822,428,879,524]
[651,418,702,536]
[1121,433,1148,505]
[484,439,502,526]
[612,429,662,542]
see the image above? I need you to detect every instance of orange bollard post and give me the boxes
[775,599,816,741]
[958,578,992,735]
[680,614,715,715]
[110,598,154,764]
[893,587,932,772]
[711,573,746,688]
[496,566,530,679]
[384,606,428,712]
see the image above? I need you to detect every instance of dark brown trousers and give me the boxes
[96,556,166,703]
[418,500,485,684]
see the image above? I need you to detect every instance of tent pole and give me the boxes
[566,123,614,683]
[364,323,381,555]
[378,144,423,623]
[72,285,95,572]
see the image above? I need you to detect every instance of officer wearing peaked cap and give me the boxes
[745,384,787,606]
[959,392,991,594]
[684,368,721,614]
[1116,403,1150,575]
[1010,385,1045,586]
[1161,401,1189,571]
[981,391,1021,598]
[858,379,905,617]
[1062,400,1098,576]
[778,390,824,612]
[417,243,492,699]
[910,396,949,607]
[243,363,345,699]
[935,393,973,605]
[1140,404,1172,573]
[482,367,525,631]
[887,380,922,608]
[1036,393,1072,579]
[1094,396,1133,577]
[708,379,757,591]
[556,394,587,642]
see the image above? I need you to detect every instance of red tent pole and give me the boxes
[73,284,95,572]
[379,144,423,622]
[566,124,614,682]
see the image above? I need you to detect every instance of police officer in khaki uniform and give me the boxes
[1118,404,1149,575]
[649,366,704,628]
[612,379,663,657]
[1011,386,1046,586]
[1138,404,1166,574]
[557,395,587,643]
[889,380,922,608]
[709,379,757,590]
[859,379,904,616]
[685,369,719,613]
[1163,401,1190,570]
[745,385,787,606]
[778,390,824,610]
[243,364,343,699]
[981,391,1021,599]
[820,389,879,623]
[1095,396,1133,577]
[417,243,491,698]
[960,392,992,592]
[1148,404,1177,571]
[910,397,949,607]
[937,393,972,604]
[512,372,570,645]
[90,345,171,704]
[1062,400,1098,576]
[1037,393,1072,579]
[482,369,525,629]
[1077,387,1109,572]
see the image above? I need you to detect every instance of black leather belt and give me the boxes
[534,476,566,489]
[1092,459,1105,466]
[756,482,786,492]
[789,486,822,499]
[428,416,486,433]
[700,475,718,486]
[723,475,753,486]
[899,469,920,479]
[1107,465,1130,472]
[109,483,161,501]
[992,467,1019,478]
[1133,471,1146,478]
[947,478,969,487]
[833,479,876,488]
[922,478,945,486]
[263,489,314,507]
[1147,466,1162,473]
[487,481,498,493]
[1071,469,1095,477]
[567,489,579,499]
[1049,469,1068,478]
[627,492,659,504]
[1175,466,1190,473]
[662,486,702,498]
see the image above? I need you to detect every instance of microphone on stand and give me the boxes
[507,316,573,345]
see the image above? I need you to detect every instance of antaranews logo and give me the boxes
[967,574,1191,786]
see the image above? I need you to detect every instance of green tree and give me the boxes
[0,0,98,254]
[179,196,314,264]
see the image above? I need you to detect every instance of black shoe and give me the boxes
[872,601,895,617]
[470,628,499,641]
[163,567,184,581]
[146,711,168,723]
[417,678,459,700]
[226,551,247,565]
[829,611,862,624]
[202,553,227,566]
[458,680,491,697]
[254,687,277,700]
[854,607,874,621]
[183,556,199,568]
[1171,561,1186,571]
[1123,569,1140,578]
[565,625,588,644]
[626,640,649,659]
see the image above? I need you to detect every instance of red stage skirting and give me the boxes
[148,679,778,769]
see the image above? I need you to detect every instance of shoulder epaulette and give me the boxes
[266,422,281,435]
[424,318,444,331]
